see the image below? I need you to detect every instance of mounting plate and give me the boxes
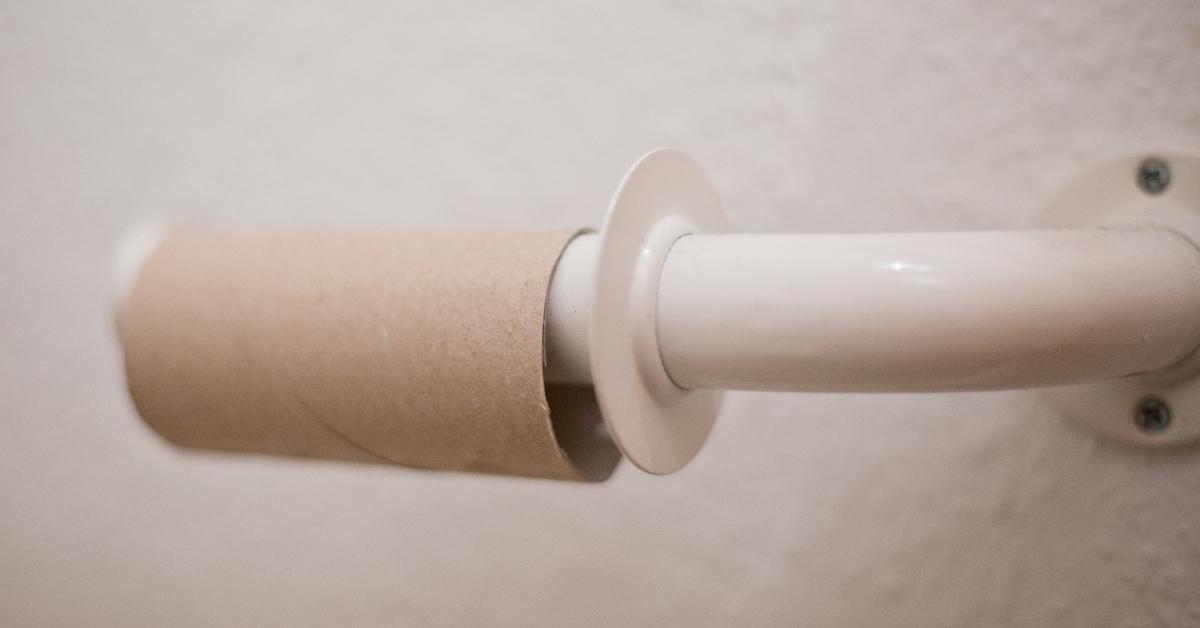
[1037,150,1200,447]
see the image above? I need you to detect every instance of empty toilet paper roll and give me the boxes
[121,228,620,482]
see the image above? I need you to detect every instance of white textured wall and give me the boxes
[3,1,1199,626]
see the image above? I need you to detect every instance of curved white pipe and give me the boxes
[545,227,1200,392]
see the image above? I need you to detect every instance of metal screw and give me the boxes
[1134,396,1171,434]
[1137,157,1171,195]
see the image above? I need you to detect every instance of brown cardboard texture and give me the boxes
[121,229,620,481]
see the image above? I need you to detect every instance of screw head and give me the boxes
[1135,396,1171,434]
[1137,157,1171,195]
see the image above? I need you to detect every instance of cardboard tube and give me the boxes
[121,228,619,482]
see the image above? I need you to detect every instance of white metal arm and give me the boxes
[546,228,1200,392]
[544,149,1200,473]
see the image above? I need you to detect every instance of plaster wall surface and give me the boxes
[1,1,1198,626]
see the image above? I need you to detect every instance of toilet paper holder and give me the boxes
[116,148,1200,475]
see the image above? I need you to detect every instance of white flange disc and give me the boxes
[1036,150,1200,447]
[590,149,726,474]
